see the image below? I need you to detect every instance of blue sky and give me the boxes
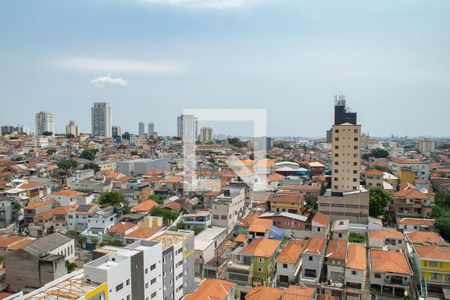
[1,0,449,137]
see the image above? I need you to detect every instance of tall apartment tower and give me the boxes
[177,114,198,140]
[91,102,112,138]
[331,95,361,194]
[148,122,155,137]
[318,95,369,223]
[35,112,55,135]
[65,120,79,137]
[199,127,213,143]
[138,122,145,136]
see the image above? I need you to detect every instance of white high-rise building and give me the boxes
[199,127,213,143]
[35,112,54,136]
[148,122,155,137]
[91,102,112,138]
[65,120,79,137]
[177,114,198,140]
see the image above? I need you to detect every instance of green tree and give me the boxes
[149,194,168,205]
[176,221,185,230]
[65,133,75,139]
[369,187,391,218]
[98,191,126,207]
[304,194,316,209]
[370,148,389,158]
[150,207,179,225]
[361,153,370,160]
[65,260,77,273]
[122,132,131,140]
[46,149,57,155]
[57,159,78,170]
[227,137,244,147]
[349,232,365,243]
[435,217,450,242]
[80,149,98,160]
[42,131,53,136]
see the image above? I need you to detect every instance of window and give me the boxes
[126,279,130,286]
[150,264,156,270]
[374,273,381,279]
[151,292,157,299]
[283,263,288,269]
[309,256,313,261]
[431,273,442,281]
[145,268,148,274]
[151,277,157,284]
[145,282,149,289]
[429,261,438,268]
[352,270,357,275]
[257,268,262,272]
[116,283,123,292]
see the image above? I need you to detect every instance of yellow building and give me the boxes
[397,169,415,185]
[413,245,450,296]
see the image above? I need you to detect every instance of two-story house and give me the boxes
[275,239,308,286]
[369,249,413,298]
[368,229,406,252]
[345,243,368,299]
[300,237,326,283]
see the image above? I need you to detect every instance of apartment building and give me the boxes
[151,230,196,300]
[211,187,246,233]
[87,240,163,300]
[35,111,54,136]
[199,127,213,143]
[318,98,369,223]
[91,102,112,138]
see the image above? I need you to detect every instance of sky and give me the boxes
[1,0,450,137]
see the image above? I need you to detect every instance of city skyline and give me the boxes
[1,0,450,137]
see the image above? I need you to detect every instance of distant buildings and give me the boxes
[35,111,54,135]
[112,125,122,137]
[65,120,79,136]
[148,122,155,137]
[91,102,112,138]
[199,127,213,143]
[177,114,198,140]
[138,121,145,136]
[419,138,435,153]
[117,158,172,176]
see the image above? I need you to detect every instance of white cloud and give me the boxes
[137,0,263,9]
[55,57,185,74]
[90,75,128,88]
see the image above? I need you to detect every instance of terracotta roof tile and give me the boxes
[370,249,412,275]
[239,238,281,257]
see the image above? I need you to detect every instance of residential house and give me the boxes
[266,191,304,215]
[184,279,236,300]
[331,219,349,241]
[227,238,281,286]
[4,233,74,293]
[344,243,368,300]
[369,250,413,298]
[397,218,435,232]
[392,183,434,219]
[300,237,326,284]
[406,231,447,246]
[23,199,54,224]
[412,245,450,297]
[275,239,308,286]
[368,229,406,252]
